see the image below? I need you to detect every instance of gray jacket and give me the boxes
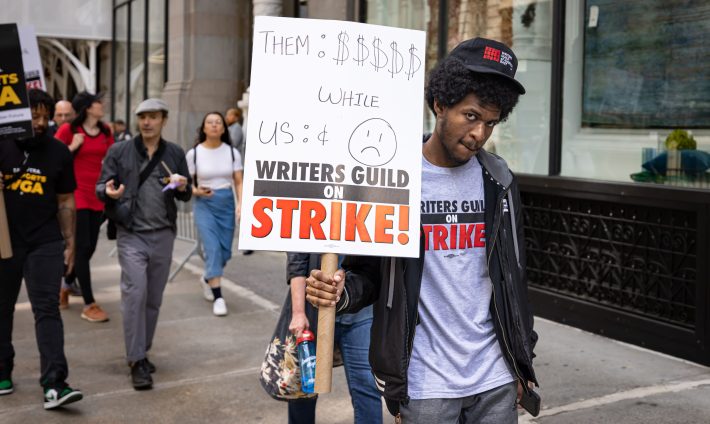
[228,123,245,167]
[96,136,192,231]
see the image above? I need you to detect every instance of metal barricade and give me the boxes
[169,200,202,282]
[105,201,202,281]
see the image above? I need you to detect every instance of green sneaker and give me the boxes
[0,379,13,395]
[43,386,83,410]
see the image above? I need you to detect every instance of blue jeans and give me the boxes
[399,381,518,424]
[194,188,235,279]
[288,317,382,424]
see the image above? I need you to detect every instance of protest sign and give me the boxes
[240,16,426,394]
[0,23,31,258]
[239,16,426,259]
[0,23,32,142]
[18,25,46,90]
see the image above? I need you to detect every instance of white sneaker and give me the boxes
[201,277,214,301]
[213,298,228,316]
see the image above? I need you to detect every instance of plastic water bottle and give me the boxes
[297,330,316,393]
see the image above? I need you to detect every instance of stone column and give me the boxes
[238,0,283,133]
[304,0,350,20]
[253,0,282,17]
[162,0,245,148]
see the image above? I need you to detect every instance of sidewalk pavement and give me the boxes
[2,235,709,423]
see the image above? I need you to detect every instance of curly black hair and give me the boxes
[425,57,520,122]
[28,88,55,117]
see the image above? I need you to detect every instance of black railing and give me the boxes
[519,175,710,365]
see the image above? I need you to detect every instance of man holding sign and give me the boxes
[306,38,538,423]
[239,16,427,402]
[0,89,83,409]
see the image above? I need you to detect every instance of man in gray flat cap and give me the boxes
[96,98,192,390]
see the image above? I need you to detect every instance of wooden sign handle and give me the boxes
[314,252,338,393]
[0,190,13,259]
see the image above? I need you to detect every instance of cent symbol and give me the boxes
[348,118,397,167]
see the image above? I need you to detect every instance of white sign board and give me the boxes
[18,26,45,91]
[239,17,426,258]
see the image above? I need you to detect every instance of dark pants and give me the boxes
[0,241,69,388]
[288,397,317,424]
[288,317,382,424]
[66,209,104,305]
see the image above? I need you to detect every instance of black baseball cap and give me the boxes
[449,37,526,94]
[71,91,104,115]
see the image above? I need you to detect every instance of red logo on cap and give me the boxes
[483,46,501,62]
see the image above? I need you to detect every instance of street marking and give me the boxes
[0,366,262,416]
[519,378,710,423]
[94,366,263,399]
[178,261,281,312]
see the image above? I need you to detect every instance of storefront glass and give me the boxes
[113,3,129,125]
[485,0,552,175]
[147,0,166,98]
[365,0,552,175]
[111,0,166,130]
[129,0,146,123]
[562,1,710,188]
[365,0,437,130]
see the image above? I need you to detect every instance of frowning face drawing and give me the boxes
[348,118,398,167]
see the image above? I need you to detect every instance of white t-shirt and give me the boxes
[186,143,243,190]
[407,155,513,399]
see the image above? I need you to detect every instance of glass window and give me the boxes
[364,0,552,175]
[365,0,436,130]
[114,3,129,125]
[484,0,552,175]
[561,1,710,188]
[582,1,710,129]
[112,0,166,130]
[129,0,146,120]
[147,0,166,98]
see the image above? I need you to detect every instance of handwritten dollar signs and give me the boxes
[389,41,404,78]
[333,31,349,65]
[353,34,369,66]
[405,43,422,80]
[371,37,388,72]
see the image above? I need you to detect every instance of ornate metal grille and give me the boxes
[522,192,697,328]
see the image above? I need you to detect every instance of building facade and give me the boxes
[308,0,710,366]
[361,0,710,365]
[3,0,708,364]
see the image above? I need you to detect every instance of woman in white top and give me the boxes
[186,112,243,316]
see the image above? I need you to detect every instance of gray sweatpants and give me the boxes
[116,227,175,363]
[400,381,518,424]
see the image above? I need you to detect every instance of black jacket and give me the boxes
[335,148,538,414]
[95,136,192,230]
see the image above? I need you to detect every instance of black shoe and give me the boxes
[44,385,83,410]
[243,250,254,256]
[130,359,153,390]
[145,357,156,374]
